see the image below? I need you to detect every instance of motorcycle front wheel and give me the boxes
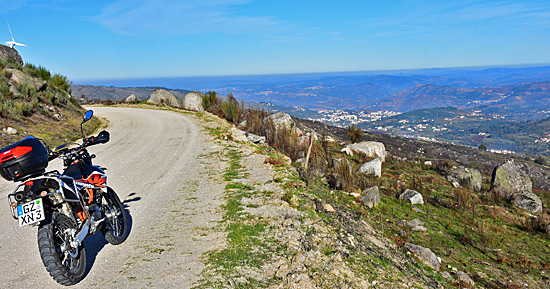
[38,212,86,286]
[101,187,129,245]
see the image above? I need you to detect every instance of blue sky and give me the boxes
[1,0,549,82]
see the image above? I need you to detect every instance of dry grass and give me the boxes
[454,187,479,209]
[346,124,363,143]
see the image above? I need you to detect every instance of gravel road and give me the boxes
[0,107,226,288]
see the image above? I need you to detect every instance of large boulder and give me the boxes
[404,243,441,270]
[341,141,387,161]
[359,186,380,208]
[183,91,204,112]
[358,158,382,178]
[147,89,183,107]
[267,112,294,131]
[491,160,532,200]
[448,167,482,192]
[6,68,47,91]
[124,94,139,103]
[0,44,23,65]
[512,191,543,214]
[399,189,424,205]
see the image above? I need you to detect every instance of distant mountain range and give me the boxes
[74,65,550,114]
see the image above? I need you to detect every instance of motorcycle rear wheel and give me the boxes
[101,187,129,245]
[37,212,86,286]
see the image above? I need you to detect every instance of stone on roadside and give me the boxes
[399,189,424,205]
[3,127,17,135]
[124,94,139,103]
[341,141,387,161]
[267,112,294,131]
[359,186,380,208]
[512,190,543,214]
[456,271,474,286]
[404,243,441,270]
[147,89,183,107]
[491,159,532,200]
[448,167,482,192]
[183,91,205,112]
[247,133,266,144]
[407,219,427,231]
[323,203,336,213]
[358,158,382,178]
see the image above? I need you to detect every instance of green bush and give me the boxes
[221,93,242,124]
[347,124,363,143]
[202,90,217,110]
[49,73,71,92]
[0,77,11,98]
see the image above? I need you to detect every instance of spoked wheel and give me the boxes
[101,187,129,245]
[38,212,86,286]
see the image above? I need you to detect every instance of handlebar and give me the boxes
[48,130,110,161]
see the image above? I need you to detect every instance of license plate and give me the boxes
[17,199,45,227]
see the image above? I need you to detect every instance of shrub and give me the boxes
[347,124,363,143]
[221,93,242,124]
[36,65,51,81]
[534,156,549,166]
[0,77,11,98]
[49,73,71,92]
[454,187,478,209]
[202,90,217,110]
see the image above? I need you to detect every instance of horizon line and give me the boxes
[74,62,550,84]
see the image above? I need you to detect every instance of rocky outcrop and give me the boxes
[359,186,380,208]
[0,45,23,65]
[267,112,294,131]
[5,68,47,92]
[124,94,139,103]
[404,243,441,270]
[147,89,183,107]
[183,91,204,112]
[341,141,387,161]
[491,160,532,200]
[399,189,424,205]
[247,133,265,144]
[358,158,382,177]
[512,191,543,214]
[448,167,482,192]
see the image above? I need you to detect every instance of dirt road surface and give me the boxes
[0,107,226,288]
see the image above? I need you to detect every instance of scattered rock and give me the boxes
[512,190,543,214]
[456,271,474,286]
[267,112,294,131]
[412,205,425,213]
[358,158,382,178]
[124,94,139,103]
[6,68,47,91]
[323,203,336,213]
[491,159,532,200]
[404,243,441,270]
[359,186,380,208]
[407,219,427,231]
[183,91,205,112]
[397,219,407,226]
[441,271,453,280]
[399,189,424,205]
[424,160,433,166]
[147,89,183,107]
[247,133,266,144]
[3,127,17,135]
[341,141,387,161]
[349,192,361,198]
[0,45,23,65]
[448,167,482,191]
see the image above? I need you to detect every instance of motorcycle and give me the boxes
[0,109,128,286]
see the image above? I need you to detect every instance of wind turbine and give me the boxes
[5,22,26,49]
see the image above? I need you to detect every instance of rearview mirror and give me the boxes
[83,110,93,123]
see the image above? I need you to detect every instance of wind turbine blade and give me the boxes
[16,43,26,47]
[7,22,14,41]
